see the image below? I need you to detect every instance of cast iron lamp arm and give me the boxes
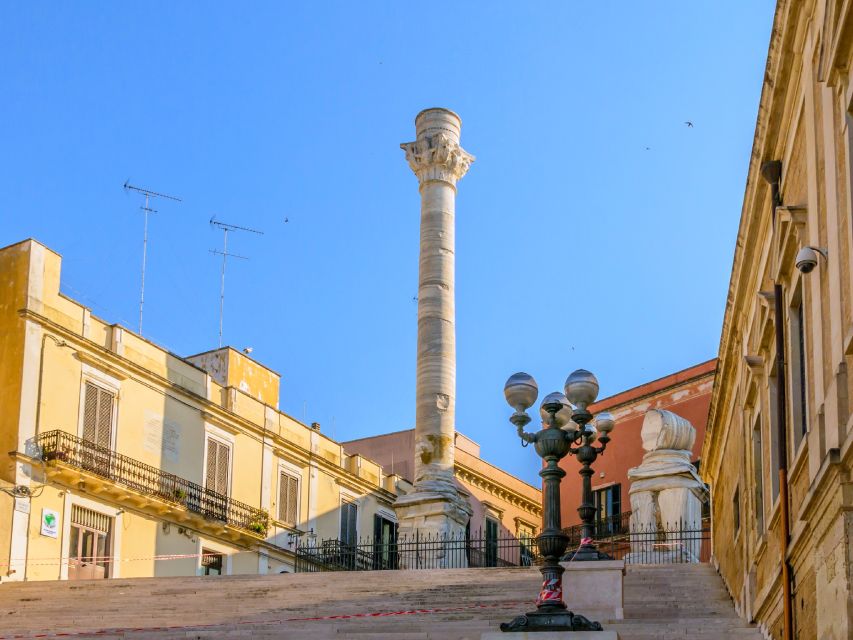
[510,412,536,446]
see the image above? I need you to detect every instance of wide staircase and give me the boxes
[1,564,761,639]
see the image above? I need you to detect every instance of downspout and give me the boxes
[760,160,794,640]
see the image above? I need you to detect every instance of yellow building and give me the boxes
[702,2,853,639]
[0,238,409,581]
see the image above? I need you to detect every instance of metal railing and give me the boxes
[564,511,632,547]
[564,513,711,564]
[294,530,541,572]
[37,430,269,536]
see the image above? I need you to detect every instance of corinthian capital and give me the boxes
[400,133,475,185]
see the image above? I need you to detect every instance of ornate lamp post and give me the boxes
[499,369,616,633]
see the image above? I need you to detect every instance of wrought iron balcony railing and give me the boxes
[37,430,269,536]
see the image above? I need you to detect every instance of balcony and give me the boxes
[36,430,269,542]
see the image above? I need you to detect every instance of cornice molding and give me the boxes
[454,462,542,517]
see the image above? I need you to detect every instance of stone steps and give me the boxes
[0,564,760,639]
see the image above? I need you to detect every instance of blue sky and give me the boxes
[1,2,774,485]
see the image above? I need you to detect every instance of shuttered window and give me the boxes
[278,471,299,526]
[82,382,115,448]
[205,438,230,496]
[340,499,358,546]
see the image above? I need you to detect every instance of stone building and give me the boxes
[560,360,715,529]
[343,429,542,540]
[702,1,853,638]
[0,238,409,581]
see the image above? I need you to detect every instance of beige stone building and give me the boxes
[343,430,541,541]
[0,238,410,581]
[702,2,853,639]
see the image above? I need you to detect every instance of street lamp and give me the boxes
[499,369,616,633]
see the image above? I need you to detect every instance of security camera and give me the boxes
[795,246,828,274]
[795,247,818,273]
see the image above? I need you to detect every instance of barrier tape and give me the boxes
[0,599,533,639]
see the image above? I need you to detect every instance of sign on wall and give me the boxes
[41,509,59,538]
[143,410,182,463]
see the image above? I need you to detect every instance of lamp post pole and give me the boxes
[499,369,616,633]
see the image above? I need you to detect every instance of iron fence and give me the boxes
[295,516,711,572]
[294,530,540,572]
[37,430,269,536]
[563,514,711,564]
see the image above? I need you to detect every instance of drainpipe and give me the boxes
[760,160,793,640]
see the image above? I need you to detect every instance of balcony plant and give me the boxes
[43,446,71,463]
[248,510,270,536]
[173,488,188,504]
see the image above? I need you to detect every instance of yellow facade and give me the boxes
[703,2,853,639]
[0,239,408,581]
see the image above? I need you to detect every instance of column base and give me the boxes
[394,487,472,568]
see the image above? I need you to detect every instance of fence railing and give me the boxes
[294,530,540,572]
[564,512,633,547]
[296,517,711,572]
[564,514,711,564]
[37,430,269,536]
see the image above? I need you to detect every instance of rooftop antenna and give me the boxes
[123,181,182,335]
[209,217,264,347]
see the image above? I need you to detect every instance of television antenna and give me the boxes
[209,217,264,347]
[123,181,182,335]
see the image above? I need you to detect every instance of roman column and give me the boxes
[395,108,474,544]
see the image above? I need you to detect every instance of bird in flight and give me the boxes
[412,296,418,302]
[645,147,651,151]
[284,217,289,223]
[684,121,694,128]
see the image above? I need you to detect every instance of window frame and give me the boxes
[77,365,120,449]
[203,434,233,498]
[277,467,300,527]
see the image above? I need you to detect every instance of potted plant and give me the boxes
[173,488,187,504]
[248,510,269,536]
[43,446,70,463]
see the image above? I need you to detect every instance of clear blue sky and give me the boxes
[1,3,774,485]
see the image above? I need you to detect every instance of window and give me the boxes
[205,437,230,496]
[68,505,112,580]
[733,486,741,536]
[372,514,398,570]
[81,381,115,448]
[752,413,765,532]
[340,499,358,547]
[789,298,808,450]
[593,484,622,534]
[201,549,223,576]
[278,471,299,526]
[485,517,499,567]
[769,371,781,501]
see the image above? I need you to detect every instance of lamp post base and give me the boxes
[561,544,613,562]
[499,607,604,632]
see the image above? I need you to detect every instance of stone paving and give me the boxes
[0,564,762,639]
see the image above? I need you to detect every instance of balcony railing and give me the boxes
[37,430,269,536]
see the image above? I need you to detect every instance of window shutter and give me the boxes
[286,475,298,525]
[82,382,99,443]
[206,438,217,489]
[340,500,357,545]
[95,387,113,448]
[206,438,230,495]
[82,382,114,448]
[216,441,229,495]
[278,472,298,525]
